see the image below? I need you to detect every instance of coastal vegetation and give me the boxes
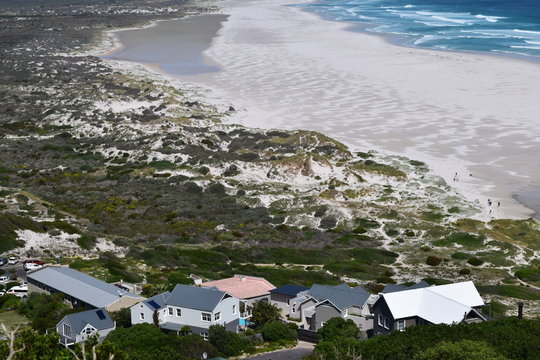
[0,0,539,321]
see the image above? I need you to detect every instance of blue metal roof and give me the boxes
[308,283,371,310]
[27,266,143,308]
[166,285,227,312]
[63,308,114,334]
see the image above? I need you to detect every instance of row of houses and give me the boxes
[25,266,488,345]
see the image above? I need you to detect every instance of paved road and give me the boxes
[2,264,26,282]
[245,342,315,360]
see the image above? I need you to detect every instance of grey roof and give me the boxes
[63,308,114,334]
[382,281,431,294]
[160,321,185,331]
[143,292,170,311]
[381,284,407,294]
[309,284,371,311]
[270,284,309,297]
[408,280,431,290]
[165,284,228,312]
[27,266,143,308]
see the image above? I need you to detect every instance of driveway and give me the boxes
[2,264,26,282]
[245,341,315,360]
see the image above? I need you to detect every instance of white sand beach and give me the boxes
[106,0,540,220]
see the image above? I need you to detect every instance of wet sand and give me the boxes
[104,0,540,220]
[105,14,228,76]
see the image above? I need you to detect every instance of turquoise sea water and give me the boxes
[300,0,540,59]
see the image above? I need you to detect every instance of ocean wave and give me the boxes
[513,29,540,35]
[510,45,540,50]
[404,4,415,8]
[474,14,505,23]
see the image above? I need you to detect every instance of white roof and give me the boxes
[427,281,484,307]
[381,281,484,324]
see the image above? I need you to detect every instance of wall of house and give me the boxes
[372,297,394,335]
[270,293,293,317]
[76,324,116,343]
[130,302,157,326]
[314,304,341,331]
[296,298,317,321]
[56,317,75,345]
[161,296,240,332]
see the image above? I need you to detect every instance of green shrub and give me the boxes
[451,252,469,260]
[467,257,484,266]
[434,232,485,248]
[515,268,540,282]
[262,321,298,342]
[459,268,471,275]
[426,256,443,266]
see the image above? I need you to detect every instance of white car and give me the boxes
[7,257,18,265]
[6,285,27,298]
[24,263,43,272]
[0,276,9,283]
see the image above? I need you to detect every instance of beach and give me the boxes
[105,0,540,220]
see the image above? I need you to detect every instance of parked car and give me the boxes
[0,276,9,283]
[23,259,45,266]
[8,257,18,265]
[24,263,43,272]
[6,285,27,298]
[0,258,8,266]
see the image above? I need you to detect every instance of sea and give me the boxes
[299,0,540,60]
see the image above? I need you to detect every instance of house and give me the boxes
[291,283,375,335]
[27,266,144,311]
[372,281,486,335]
[269,284,309,317]
[57,308,115,346]
[131,284,240,338]
[200,275,275,326]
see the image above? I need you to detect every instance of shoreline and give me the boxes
[297,2,540,67]
[95,0,540,221]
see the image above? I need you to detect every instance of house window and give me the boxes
[200,332,209,340]
[176,308,181,317]
[286,299,290,306]
[168,307,173,316]
[321,322,325,327]
[232,305,236,314]
[140,313,145,320]
[202,313,212,322]
[378,314,390,330]
[63,324,72,337]
[397,320,406,331]
[292,306,296,314]
[214,312,221,321]
[85,327,93,334]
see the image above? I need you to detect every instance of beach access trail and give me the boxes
[108,0,540,219]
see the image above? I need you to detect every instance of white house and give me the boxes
[372,281,486,335]
[57,308,116,346]
[131,284,240,339]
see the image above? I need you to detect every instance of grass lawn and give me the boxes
[0,311,29,331]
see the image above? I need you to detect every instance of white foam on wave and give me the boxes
[511,45,540,50]
[514,29,540,35]
[475,14,505,23]
[404,4,415,8]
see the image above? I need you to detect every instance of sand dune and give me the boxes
[177,0,540,219]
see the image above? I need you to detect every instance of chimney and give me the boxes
[518,302,524,319]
